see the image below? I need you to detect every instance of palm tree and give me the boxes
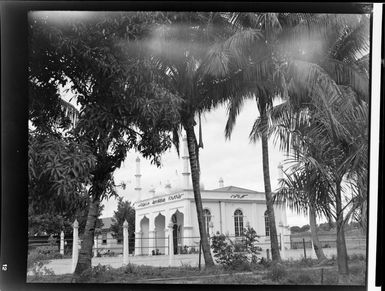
[206,12,369,272]
[144,12,244,267]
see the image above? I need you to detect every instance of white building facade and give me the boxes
[133,137,290,256]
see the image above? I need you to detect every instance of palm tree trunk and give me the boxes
[335,180,349,284]
[73,196,100,278]
[308,202,327,263]
[260,110,281,262]
[185,124,215,267]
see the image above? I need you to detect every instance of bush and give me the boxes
[79,264,114,283]
[267,263,287,282]
[28,261,55,281]
[211,226,261,271]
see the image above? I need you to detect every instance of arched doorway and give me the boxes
[171,210,184,254]
[154,213,165,254]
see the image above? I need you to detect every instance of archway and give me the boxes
[171,210,184,254]
[154,213,165,254]
[140,216,149,255]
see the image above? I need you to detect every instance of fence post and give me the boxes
[60,231,64,255]
[302,238,307,259]
[93,236,97,257]
[123,220,129,265]
[168,222,174,266]
[71,219,79,273]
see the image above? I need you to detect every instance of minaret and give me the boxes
[218,177,224,188]
[134,157,142,199]
[181,135,191,189]
[149,185,155,197]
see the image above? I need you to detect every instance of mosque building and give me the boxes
[133,136,290,256]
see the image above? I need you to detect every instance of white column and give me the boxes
[148,214,155,255]
[164,209,170,255]
[220,201,226,234]
[181,135,190,190]
[135,232,142,256]
[135,157,142,198]
[183,201,193,248]
[60,231,64,255]
[71,219,79,273]
[168,221,174,266]
[148,230,155,255]
[123,220,129,264]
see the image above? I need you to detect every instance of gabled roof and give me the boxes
[100,217,116,229]
[209,185,263,194]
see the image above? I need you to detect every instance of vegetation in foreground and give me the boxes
[27,255,366,285]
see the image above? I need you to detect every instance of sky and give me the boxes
[102,99,310,227]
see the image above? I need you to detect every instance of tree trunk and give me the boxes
[260,110,281,262]
[308,202,327,263]
[335,180,349,284]
[73,196,100,277]
[185,124,215,267]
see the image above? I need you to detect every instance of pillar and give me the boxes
[168,221,174,266]
[183,201,193,248]
[60,231,64,255]
[181,135,190,190]
[135,232,142,256]
[123,220,129,264]
[148,230,155,255]
[71,219,79,273]
[220,201,226,234]
[148,214,155,255]
[135,157,142,198]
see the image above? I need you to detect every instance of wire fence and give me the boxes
[28,233,366,258]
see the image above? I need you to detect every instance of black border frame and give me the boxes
[0,2,377,291]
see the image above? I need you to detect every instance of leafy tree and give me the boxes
[110,197,135,253]
[29,11,182,277]
[290,226,301,234]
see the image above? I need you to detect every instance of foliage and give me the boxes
[211,226,261,269]
[29,11,184,274]
[290,226,301,233]
[110,197,135,247]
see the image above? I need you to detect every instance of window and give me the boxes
[117,238,122,244]
[264,211,270,237]
[203,209,211,234]
[234,209,244,237]
[102,233,107,245]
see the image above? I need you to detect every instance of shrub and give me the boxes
[211,226,261,271]
[28,261,55,281]
[267,263,287,282]
[79,264,114,283]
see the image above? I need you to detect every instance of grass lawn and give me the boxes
[27,255,366,285]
